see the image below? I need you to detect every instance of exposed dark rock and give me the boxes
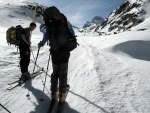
[96,0,148,33]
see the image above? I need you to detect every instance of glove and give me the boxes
[38,41,44,48]
[28,41,31,45]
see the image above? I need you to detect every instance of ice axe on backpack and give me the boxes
[29,3,38,41]
[32,3,38,23]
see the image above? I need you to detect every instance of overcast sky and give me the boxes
[26,0,126,28]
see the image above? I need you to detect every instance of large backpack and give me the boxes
[43,6,78,52]
[6,25,23,46]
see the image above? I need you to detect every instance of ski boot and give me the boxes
[58,93,66,104]
[51,92,58,100]
[20,72,31,81]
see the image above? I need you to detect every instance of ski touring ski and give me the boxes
[47,99,56,113]
[56,85,70,113]
[7,69,43,85]
[47,85,70,113]
[7,69,44,90]
[30,59,51,77]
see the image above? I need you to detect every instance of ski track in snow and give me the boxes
[84,39,133,113]
[67,34,150,113]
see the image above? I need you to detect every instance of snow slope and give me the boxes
[1,1,150,113]
[96,0,150,34]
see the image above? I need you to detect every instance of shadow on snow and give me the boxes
[24,79,79,113]
[70,91,110,113]
[112,40,150,61]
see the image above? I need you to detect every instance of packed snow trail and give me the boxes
[66,31,150,113]
[65,33,140,113]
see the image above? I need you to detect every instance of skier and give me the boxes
[38,20,75,104]
[19,22,36,80]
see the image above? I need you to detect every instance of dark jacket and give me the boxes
[20,28,30,47]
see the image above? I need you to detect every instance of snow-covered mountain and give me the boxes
[83,16,104,30]
[1,0,150,113]
[96,0,150,34]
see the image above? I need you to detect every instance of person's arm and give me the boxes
[70,29,75,36]
[21,34,31,45]
[67,21,76,36]
[38,32,49,48]
[41,32,49,44]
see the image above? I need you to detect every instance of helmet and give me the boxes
[40,23,46,34]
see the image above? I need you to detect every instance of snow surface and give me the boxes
[1,0,150,113]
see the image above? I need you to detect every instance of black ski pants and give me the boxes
[19,45,30,74]
[51,51,70,93]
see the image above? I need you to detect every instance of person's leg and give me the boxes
[19,47,27,74]
[51,52,61,99]
[58,51,70,103]
[51,63,59,93]
[25,49,30,73]
[59,63,68,94]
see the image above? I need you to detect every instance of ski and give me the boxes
[7,69,43,85]
[7,79,20,85]
[30,59,51,77]
[56,85,70,113]
[47,99,56,113]
[47,85,70,113]
[6,69,43,90]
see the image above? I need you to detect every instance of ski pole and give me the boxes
[0,103,11,113]
[31,48,41,71]
[30,48,36,62]
[30,59,51,78]
[26,48,43,98]
[28,47,40,96]
[33,47,40,73]
[30,48,43,82]
[40,51,51,103]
